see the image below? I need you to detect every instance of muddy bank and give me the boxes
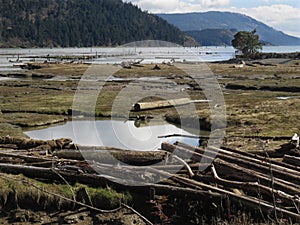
[247,52,300,60]
[225,83,300,92]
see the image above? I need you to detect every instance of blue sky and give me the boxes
[229,0,299,8]
[127,0,300,37]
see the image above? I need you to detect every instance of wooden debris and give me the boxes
[283,155,300,167]
[161,142,300,222]
[0,136,74,152]
[133,98,210,111]
[1,136,300,222]
[53,150,169,166]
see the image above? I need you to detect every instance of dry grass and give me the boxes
[0,61,299,141]
[0,173,131,211]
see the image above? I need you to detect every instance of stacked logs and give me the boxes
[161,142,300,222]
[0,137,299,222]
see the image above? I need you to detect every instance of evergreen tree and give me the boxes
[0,0,186,47]
[232,29,262,57]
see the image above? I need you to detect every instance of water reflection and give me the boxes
[24,120,200,150]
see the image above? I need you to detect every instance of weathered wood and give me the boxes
[179,142,300,176]
[0,163,221,202]
[283,155,300,167]
[53,150,169,166]
[168,142,300,184]
[133,98,190,111]
[221,146,300,172]
[0,152,54,163]
[172,155,194,177]
[133,98,210,111]
[0,136,74,152]
[213,158,300,195]
[148,168,300,221]
[162,143,300,193]
[210,164,300,207]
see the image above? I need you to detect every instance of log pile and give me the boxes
[161,142,300,222]
[0,137,299,223]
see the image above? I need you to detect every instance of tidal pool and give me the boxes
[24,119,202,150]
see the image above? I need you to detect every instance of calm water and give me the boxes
[24,120,201,150]
[1,46,300,72]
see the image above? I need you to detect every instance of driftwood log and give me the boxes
[132,98,210,111]
[1,136,300,222]
[162,142,300,194]
[148,168,300,221]
[162,142,300,184]
[53,150,169,166]
[283,155,300,167]
[0,136,74,152]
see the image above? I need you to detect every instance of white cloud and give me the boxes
[127,1,300,37]
[237,5,300,37]
[191,0,230,7]
[129,0,231,13]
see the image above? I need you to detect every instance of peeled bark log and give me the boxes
[133,98,191,111]
[133,98,210,111]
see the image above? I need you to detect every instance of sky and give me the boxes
[126,0,300,38]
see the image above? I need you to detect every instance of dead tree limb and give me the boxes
[210,164,300,207]
[163,142,300,185]
[147,168,300,221]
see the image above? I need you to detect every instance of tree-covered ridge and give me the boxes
[158,12,300,46]
[186,29,237,46]
[0,0,187,47]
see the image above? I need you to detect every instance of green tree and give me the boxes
[232,29,262,57]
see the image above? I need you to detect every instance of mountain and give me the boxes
[158,11,300,46]
[0,0,187,48]
[185,29,237,46]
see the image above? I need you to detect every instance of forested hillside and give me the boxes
[158,12,300,46]
[0,0,187,47]
[186,29,237,46]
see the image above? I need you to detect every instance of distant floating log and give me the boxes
[133,98,210,111]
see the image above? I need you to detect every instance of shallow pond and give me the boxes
[24,119,203,150]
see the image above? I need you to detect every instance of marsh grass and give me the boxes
[0,173,131,211]
[0,62,299,140]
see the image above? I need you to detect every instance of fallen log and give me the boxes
[161,143,300,194]
[222,146,300,172]
[148,168,300,222]
[53,150,169,166]
[210,164,300,207]
[90,162,210,177]
[0,163,221,203]
[0,136,74,152]
[132,98,210,111]
[0,152,54,163]
[213,158,300,195]
[168,142,300,184]
[283,155,300,167]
